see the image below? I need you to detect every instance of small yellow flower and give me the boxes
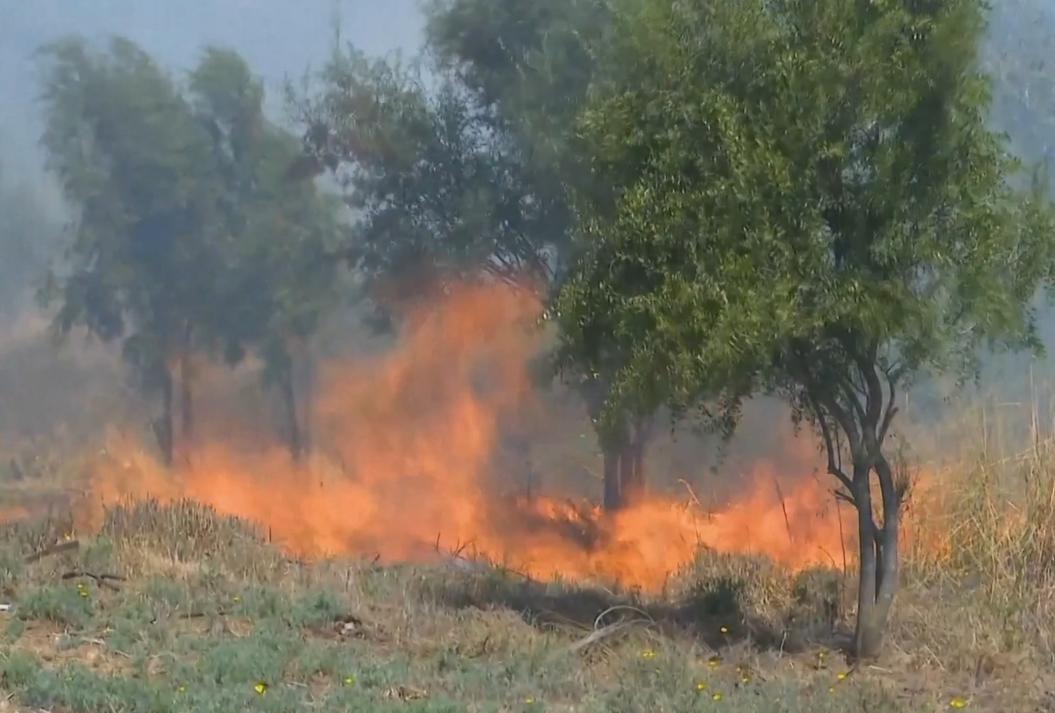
[78,589,88,598]
[719,625,729,634]
[640,649,657,659]
[949,697,967,709]
[836,672,847,681]
[741,676,750,684]
[695,681,706,691]
[178,684,186,693]
[233,595,242,603]
[711,692,723,701]
[707,656,720,668]
[343,676,355,687]
[817,650,827,659]
[525,696,535,704]
[829,686,836,693]
[254,682,268,695]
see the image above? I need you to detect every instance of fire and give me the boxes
[80,282,859,591]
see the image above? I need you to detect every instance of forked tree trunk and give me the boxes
[852,455,902,660]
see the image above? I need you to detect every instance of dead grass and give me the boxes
[1,396,1055,710]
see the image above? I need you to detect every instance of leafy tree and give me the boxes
[427,0,659,510]
[190,47,345,459]
[290,1,658,507]
[36,36,225,465]
[557,0,1055,657]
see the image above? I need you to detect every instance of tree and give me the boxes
[427,0,657,510]
[189,47,346,459]
[557,0,1055,658]
[36,36,225,466]
[290,1,658,508]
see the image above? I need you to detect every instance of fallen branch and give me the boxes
[566,604,656,654]
[60,570,126,591]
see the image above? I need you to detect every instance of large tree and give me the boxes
[190,47,345,459]
[557,0,1055,658]
[36,36,226,465]
[290,0,660,508]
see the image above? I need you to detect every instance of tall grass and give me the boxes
[894,376,1055,669]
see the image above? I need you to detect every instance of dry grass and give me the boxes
[0,392,1054,710]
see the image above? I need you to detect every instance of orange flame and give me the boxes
[83,282,860,591]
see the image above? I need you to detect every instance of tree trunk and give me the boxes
[176,323,195,463]
[621,414,652,505]
[852,455,902,660]
[179,353,194,447]
[155,366,175,467]
[602,447,621,511]
[280,363,303,462]
[299,342,314,457]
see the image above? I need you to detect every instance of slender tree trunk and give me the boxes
[852,455,902,660]
[621,414,653,505]
[179,355,194,446]
[602,446,622,511]
[176,323,195,463]
[280,363,303,461]
[155,366,175,467]
[299,341,314,457]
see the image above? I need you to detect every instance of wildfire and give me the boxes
[78,282,860,591]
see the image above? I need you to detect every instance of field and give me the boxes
[0,423,1050,713]
[0,302,1053,713]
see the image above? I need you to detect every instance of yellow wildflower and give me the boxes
[695,681,706,691]
[712,692,723,701]
[640,649,657,660]
[949,697,967,709]
[254,682,268,695]
[343,676,355,687]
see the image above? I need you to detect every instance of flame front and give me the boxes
[84,282,856,591]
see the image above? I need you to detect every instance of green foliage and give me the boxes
[36,36,222,393]
[188,47,345,371]
[558,0,1055,445]
[34,36,348,455]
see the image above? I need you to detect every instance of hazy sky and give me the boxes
[0,0,425,188]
